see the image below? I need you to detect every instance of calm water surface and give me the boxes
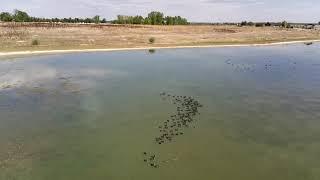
[1,44,320,180]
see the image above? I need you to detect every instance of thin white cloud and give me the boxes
[201,0,261,5]
[0,64,57,90]
[0,0,319,22]
[0,61,127,92]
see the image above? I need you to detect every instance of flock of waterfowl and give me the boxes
[225,59,256,72]
[225,59,298,72]
[143,92,203,168]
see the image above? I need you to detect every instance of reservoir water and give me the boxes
[1,43,320,180]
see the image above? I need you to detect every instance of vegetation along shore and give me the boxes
[1,10,320,55]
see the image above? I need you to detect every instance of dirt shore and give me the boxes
[1,23,319,55]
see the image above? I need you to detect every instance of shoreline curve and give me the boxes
[0,39,319,58]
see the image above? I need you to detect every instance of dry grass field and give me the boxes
[0,22,320,52]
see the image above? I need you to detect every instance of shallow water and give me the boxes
[1,43,320,180]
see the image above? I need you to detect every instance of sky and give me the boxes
[1,0,319,23]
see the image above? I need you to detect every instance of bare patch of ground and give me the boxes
[0,23,319,52]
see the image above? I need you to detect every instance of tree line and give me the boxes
[112,11,189,25]
[240,21,291,28]
[0,10,188,25]
[240,21,320,28]
[2,9,317,27]
[0,10,107,23]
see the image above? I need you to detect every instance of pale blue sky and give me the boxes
[1,0,319,22]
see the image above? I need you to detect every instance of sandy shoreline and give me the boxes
[0,39,319,58]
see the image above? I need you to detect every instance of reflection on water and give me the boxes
[1,44,320,180]
[148,49,156,54]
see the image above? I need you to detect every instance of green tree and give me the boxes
[112,11,188,25]
[165,16,173,25]
[101,18,107,23]
[0,12,13,21]
[148,11,164,25]
[174,16,188,25]
[143,17,151,24]
[265,22,271,26]
[255,23,265,27]
[240,21,247,26]
[133,16,144,24]
[13,9,30,22]
[247,21,255,26]
[84,18,93,23]
[115,15,126,24]
[281,21,289,28]
[93,15,100,24]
